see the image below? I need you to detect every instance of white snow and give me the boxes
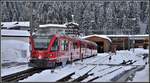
[39,24,67,28]
[19,64,82,82]
[64,22,79,26]
[82,34,112,42]
[75,48,149,82]
[131,64,149,82]
[1,21,30,28]
[1,64,31,77]
[107,34,149,37]
[93,66,134,82]
[80,48,149,65]
[1,29,30,36]
[1,30,30,64]
[70,65,95,80]
[1,40,30,63]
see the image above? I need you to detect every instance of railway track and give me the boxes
[2,53,146,82]
[2,68,45,82]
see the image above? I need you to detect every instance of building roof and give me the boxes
[82,34,112,42]
[1,21,30,28]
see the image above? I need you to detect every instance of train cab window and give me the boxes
[33,35,53,50]
[61,40,68,51]
[51,39,58,51]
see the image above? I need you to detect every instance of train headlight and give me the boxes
[38,56,42,59]
[48,54,52,56]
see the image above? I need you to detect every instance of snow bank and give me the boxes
[1,64,31,77]
[1,40,30,63]
[1,29,30,36]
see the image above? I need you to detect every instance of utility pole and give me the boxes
[30,2,33,35]
[132,18,136,52]
[0,2,1,31]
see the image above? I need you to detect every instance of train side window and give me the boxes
[51,39,58,51]
[61,40,68,51]
[73,42,77,49]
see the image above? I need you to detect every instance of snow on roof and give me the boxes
[1,29,30,36]
[107,34,149,37]
[1,21,30,28]
[39,24,67,28]
[64,22,79,26]
[82,34,112,42]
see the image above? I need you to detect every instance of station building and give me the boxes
[82,34,112,53]
[107,35,149,50]
[1,29,30,64]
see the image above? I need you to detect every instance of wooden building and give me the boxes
[107,35,149,50]
[82,34,111,53]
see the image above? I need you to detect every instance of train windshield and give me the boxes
[33,35,54,50]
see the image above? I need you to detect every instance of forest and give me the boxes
[1,1,149,35]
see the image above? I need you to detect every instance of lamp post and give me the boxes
[71,15,74,23]
[132,18,136,53]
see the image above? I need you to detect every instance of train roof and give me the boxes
[1,29,30,37]
[39,24,67,28]
[54,34,97,45]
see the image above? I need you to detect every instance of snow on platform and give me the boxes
[1,64,31,77]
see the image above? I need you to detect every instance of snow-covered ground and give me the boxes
[1,48,149,82]
[19,64,93,82]
[76,48,149,66]
[130,64,149,82]
[19,48,149,82]
[1,64,31,77]
[1,30,31,77]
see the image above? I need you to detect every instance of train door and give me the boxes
[72,41,79,60]
[96,42,104,53]
[59,38,69,64]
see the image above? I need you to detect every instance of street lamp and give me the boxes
[71,15,74,23]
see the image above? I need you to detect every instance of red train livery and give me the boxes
[29,33,97,68]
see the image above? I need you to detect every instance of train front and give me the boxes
[29,34,58,68]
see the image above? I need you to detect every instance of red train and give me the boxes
[29,33,97,68]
